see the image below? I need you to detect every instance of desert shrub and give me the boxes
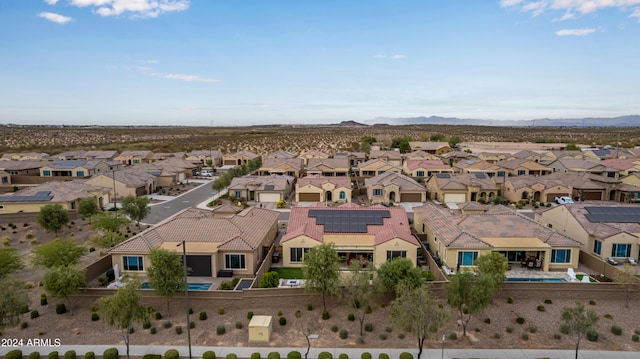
[635,329,640,335]
[339,329,348,339]
[322,310,330,320]
[189,321,195,329]
[554,333,562,339]
[331,325,338,332]
[188,307,193,314]
[128,327,134,334]
[163,320,172,328]
[632,334,639,342]
[56,303,66,314]
[385,326,393,333]
[318,352,332,359]
[522,333,529,340]
[150,327,157,334]
[338,355,348,359]
[279,317,287,326]
[48,352,59,359]
[516,317,525,325]
[268,353,281,359]
[200,311,207,320]
[143,320,151,329]
[5,350,23,359]
[64,351,76,359]
[506,327,514,333]
[85,352,95,359]
[589,300,596,305]
[20,304,30,314]
[203,351,216,359]
[218,306,225,315]
[365,305,372,314]
[537,305,545,312]
[164,349,179,359]
[586,330,598,342]
[475,327,481,332]
[31,310,40,319]
[307,303,313,311]
[103,348,118,359]
[361,353,372,359]
[492,332,501,339]
[529,326,537,333]
[611,326,622,335]
[398,333,405,339]
[399,353,413,359]
[544,299,553,304]
[225,355,237,359]
[217,325,226,335]
[142,355,161,359]
[91,312,99,321]
[378,354,389,359]
[251,354,261,359]
[29,352,41,359]
[295,310,301,318]
[91,304,98,312]
[484,317,491,324]
[287,352,302,359]
[561,325,570,334]
[40,294,48,306]
[364,323,373,332]
[247,311,254,319]
[379,333,387,340]
[235,321,243,329]
[449,332,457,340]
[175,326,183,335]
[21,321,28,329]
[604,314,613,320]
[154,312,162,320]
[348,313,355,321]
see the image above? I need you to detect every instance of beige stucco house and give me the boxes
[85,169,157,200]
[403,159,453,178]
[295,175,352,203]
[229,175,294,202]
[186,150,223,167]
[503,177,571,203]
[425,173,500,203]
[365,172,426,204]
[333,152,366,167]
[223,151,260,166]
[369,150,403,166]
[280,203,420,268]
[298,150,330,166]
[357,159,403,178]
[408,142,453,155]
[495,159,553,177]
[306,158,350,177]
[115,151,154,166]
[258,158,305,178]
[0,180,110,213]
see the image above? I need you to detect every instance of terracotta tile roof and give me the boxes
[298,150,330,158]
[307,158,349,170]
[282,203,418,247]
[297,175,351,189]
[432,173,500,191]
[505,177,567,191]
[370,150,403,160]
[265,150,298,159]
[357,158,403,171]
[110,207,279,253]
[364,172,425,191]
[405,159,450,170]
[600,158,639,171]
[229,175,293,191]
[0,180,109,203]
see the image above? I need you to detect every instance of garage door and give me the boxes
[186,255,212,277]
[299,192,321,202]
[444,193,466,203]
[546,193,565,202]
[400,193,423,202]
[259,192,281,202]
[583,192,602,200]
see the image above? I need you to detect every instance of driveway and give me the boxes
[144,179,215,224]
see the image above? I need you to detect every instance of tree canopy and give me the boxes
[42,265,86,315]
[560,301,599,359]
[475,252,508,290]
[32,237,87,268]
[120,195,150,225]
[343,261,376,336]
[78,198,98,222]
[446,270,494,337]
[0,248,23,280]
[91,230,127,249]
[391,135,411,153]
[91,213,131,233]
[0,279,29,330]
[146,248,186,315]
[376,257,423,295]
[37,203,70,236]
[303,243,341,313]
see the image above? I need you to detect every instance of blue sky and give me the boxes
[1,0,639,126]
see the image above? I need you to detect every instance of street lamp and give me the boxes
[177,240,192,359]
[441,333,446,359]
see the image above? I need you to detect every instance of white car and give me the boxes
[555,196,574,204]
[198,170,213,177]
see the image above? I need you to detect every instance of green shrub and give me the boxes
[40,294,48,306]
[279,317,287,326]
[398,333,405,339]
[635,328,640,335]
[378,354,389,359]
[516,317,525,324]
[364,323,373,332]
[295,310,301,318]
[632,334,639,342]
[522,333,529,340]
[5,350,23,359]
[203,351,216,359]
[338,355,348,359]
[103,348,118,359]
[268,353,281,359]
[611,326,622,335]
[48,352,59,359]
[589,300,596,305]
[307,303,313,311]
[247,311,254,319]
[586,330,598,342]
[189,321,195,329]
[260,271,280,288]
[287,352,302,359]
[318,352,332,359]
[217,325,226,335]
[235,321,243,329]
[199,311,207,320]
[529,326,537,333]
[537,305,545,312]
[544,299,552,304]
[379,333,387,340]
[385,326,392,333]
[331,325,339,332]
[365,306,372,314]
[20,321,28,329]
[322,310,330,320]
[361,353,372,359]
[85,352,95,359]
[163,320,172,328]
[154,311,162,320]
[348,313,355,321]
[561,325,570,334]
[175,326,183,335]
[399,353,413,359]
[339,329,348,339]
[143,320,151,329]
[225,355,237,359]
[31,310,40,319]
[29,351,41,359]
[604,314,613,320]
[218,306,225,315]
[554,333,562,339]
[64,350,76,359]
[142,355,161,359]
[251,353,260,359]
[55,303,66,314]
[91,312,100,321]
[128,327,134,334]
[506,326,514,333]
[150,327,157,334]
[164,349,180,359]
[492,332,501,339]
[484,317,491,324]
[507,296,514,304]
[449,332,457,340]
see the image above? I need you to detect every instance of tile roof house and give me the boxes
[494,158,553,177]
[258,158,305,178]
[229,175,294,203]
[115,151,155,166]
[621,173,640,202]
[223,150,260,166]
[39,160,115,179]
[477,152,510,163]
[0,180,110,213]
[425,173,500,203]
[0,170,10,186]
[333,151,367,167]
[543,172,640,202]
[85,168,157,200]
[408,142,453,155]
[453,158,507,177]
[109,207,279,278]
[510,150,555,163]
[306,158,350,177]
[185,150,223,167]
[503,177,571,203]
[536,202,640,263]
[0,152,48,161]
[53,150,119,161]
[265,150,298,159]
[0,160,50,179]
[365,172,426,204]
[280,203,419,268]
[369,150,403,166]
[600,159,640,177]
[357,158,403,178]
[298,150,330,165]
[403,150,441,161]
[548,158,619,177]
[403,159,453,178]
[295,175,352,203]
[413,203,581,272]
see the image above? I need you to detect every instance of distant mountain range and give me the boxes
[365,115,640,127]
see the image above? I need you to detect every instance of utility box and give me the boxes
[248,315,272,343]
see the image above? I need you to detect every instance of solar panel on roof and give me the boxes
[435,173,451,178]
[475,173,486,179]
[308,209,391,233]
[584,207,640,223]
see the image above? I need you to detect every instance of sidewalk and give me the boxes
[1,345,637,359]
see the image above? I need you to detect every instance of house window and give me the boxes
[377,170,386,175]
[287,171,295,177]
[593,240,602,255]
[43,170,51,177]
[497,171,505,177]
[290,248,310,263]
[457,251,478,266]
[339,191,346,200]
[1,176,7,184]
[225,254,246,269]
[551,249,571,264]
[386,251,406,261]
[76,171,84,177]
[123,256,144,271]
[517,170,526,176]
[416,171,425,177]
[134,159,140,164]
[235,191,242,198]
[611,244,631,257]
[373,189,382,196]
[0,204,4,210]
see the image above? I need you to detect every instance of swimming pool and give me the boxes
[506,277,566,282]
[140,282,212,290]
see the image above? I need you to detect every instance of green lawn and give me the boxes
[269,267,304,279]
[575,274,596,282]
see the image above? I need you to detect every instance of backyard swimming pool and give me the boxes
[140,282,212,290]
[506,277,566,282]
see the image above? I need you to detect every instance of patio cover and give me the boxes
[481,237,551,249]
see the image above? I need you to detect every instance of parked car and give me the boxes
[198,169,213,177]
[607,257,620,265]
[555,196,574,204]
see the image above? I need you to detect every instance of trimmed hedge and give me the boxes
[164,349,180,359]
[5,350,23,359]
[361,353,372,359]
[612,326,623,335]
[318,352,333,359]
[85,352,95,359]
[378,354,390,359]
[200,311,208,320]
[287,352,302,359]
[399,353,413,359]
[103,348,118,359]
[48,352,59,359]
[217,325,226,335]
[226,355,237,359]
[587,330,599,342]
[339,354,348,359]
[55,303,66,315]
[203,351,216,359]
[91,312,100,321]
[29,351,41,359]
[64,350,76,359]
[267,353,281,359]
[339,329,348,339]
[251,353,261,359]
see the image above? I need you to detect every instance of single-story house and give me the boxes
[454,158,507,177]
[229,175,294,202]
[403,159,453,178]
[258,158,305,178]
[494,158,553,177]
[115,151,155,166]
[223,150,261,166]
[0,180,110,213]
[357,159,403,178]
[265,150,298,159]
[369,150,403,166]
[306,158,350,177]
[425,173,500,203]
[39,160,116,179]
[298,150,330,166]
[85,169,157,200]
[365,172,426,204]
[185,150,223,167]
[408,142,453,155]
[503,177,571,203]
[295,175,352,203]
[333,152,367,167]
[0,152,48,161]
[280,203,420,268]
[403,150,441,161]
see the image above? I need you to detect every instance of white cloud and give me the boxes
[150,72,220,83]
[553,11,576,21]
[69,0,189,18]
[500,0,525,6]
[632,7,640,19]
[555,28,596,35]
[501,0,640,18]
[38,12,73,24]
[391,54,406,59]
[44,0,59,5]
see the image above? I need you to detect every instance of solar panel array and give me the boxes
[435,173,451,179]
[308,209,391,233]
[585,206,640,223]
[475,173,487,179]
[0,191,53,203]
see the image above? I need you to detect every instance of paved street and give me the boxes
[144,179,216,224]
